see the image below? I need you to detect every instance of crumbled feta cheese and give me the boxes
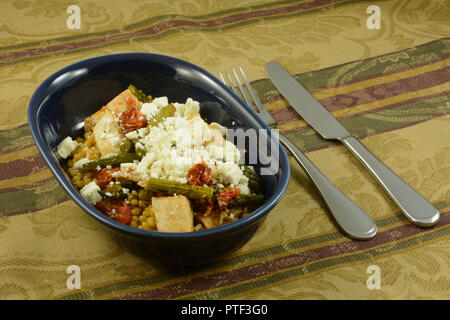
[237,183,250,195]
[73,158,90,169]
[125,130,139,140]
[137,127,149,138]
[104,152,118,158]
[206,140,242,163]
[136,153,157,181]
[80,181,102,205]
[152,96,169,108]
[185,98,200,115]
[210,122,227,136]
[120,162,138,170]
[140,102,159,121]
[216,162,249,189]
[57,136,79,159]
[174,98,200,117]
[135,141,145,151]
[80,95,251,193]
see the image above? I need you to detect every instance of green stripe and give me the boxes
[2,94,449,215]
[0,39,131,68]
[59,272,184,300]
[123,0,309,32]
[131,0,364,42]
[0,0,349,52]
[57,200,449,300]
[0,0,364,69]
[0,124,33,152]
[0,29,122,53]
[0,0,296,51]
[185,225,450,300]
[285,92,450,152]
[0,179,69,215]
[2,38,448,152]
[254,38,450,98]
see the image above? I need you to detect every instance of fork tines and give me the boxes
[219,67,277,128]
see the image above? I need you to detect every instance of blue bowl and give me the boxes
[28,53,290,265]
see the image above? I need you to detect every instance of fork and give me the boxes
[219,67,378,240]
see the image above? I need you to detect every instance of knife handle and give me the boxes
[340,136,440,227]
[278,134,377,240]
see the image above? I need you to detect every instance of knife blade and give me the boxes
[266,61,440,227]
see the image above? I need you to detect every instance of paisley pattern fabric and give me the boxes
[0,0,449,299]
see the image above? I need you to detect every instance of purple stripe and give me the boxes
[321,66,450,112]
[0,176,55,193]
[278,90,450,134]
[0,122,28,133]
[0,153,46,180]
[291,112,450,155]
[254,40,450,97]
[0,0,341,63]
[270,67,450,124]
[114,211,450,300]
[0,142,34,155]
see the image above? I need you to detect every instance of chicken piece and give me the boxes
[113,163,142,184]
[151,195,194,232]
[85,89,140,131]
[196,211,221,229]
[92,111,125,158]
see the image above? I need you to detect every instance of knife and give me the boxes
[266,61,440,227]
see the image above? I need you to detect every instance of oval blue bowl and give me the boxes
[28,53,290,265]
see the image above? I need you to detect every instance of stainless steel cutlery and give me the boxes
[265,61,440,227]
[220,67,378,240]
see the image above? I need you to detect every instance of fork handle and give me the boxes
[340,136,440,227]
[278,134,377,240]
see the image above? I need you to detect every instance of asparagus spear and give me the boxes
[98,190,127,200]
[242,166,263,194]
[145,177,213,200]
[134,142,146,160]
[128,85,152,103]
[228,193,265,207]
[147,103,176,127]
[119,139,134,154]
[83,153,138,170]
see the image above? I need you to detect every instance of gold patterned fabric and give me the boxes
[0,0,449,299]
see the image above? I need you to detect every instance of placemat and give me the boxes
[0,0,449,300]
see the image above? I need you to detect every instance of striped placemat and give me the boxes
[0,0,449,300]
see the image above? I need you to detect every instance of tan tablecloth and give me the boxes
[0,0,449,299]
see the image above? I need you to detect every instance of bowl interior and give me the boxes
[28,53,290,237]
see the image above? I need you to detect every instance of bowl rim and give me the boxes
[28,52,291,240]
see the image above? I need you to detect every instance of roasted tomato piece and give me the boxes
[119,107,147,133]
[186,163,212,186]
[95,199,132,225]
[216,187,240,212]
[96,167,120,187]
[125,95,138,108]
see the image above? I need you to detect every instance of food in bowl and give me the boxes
[59,85,265,233]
